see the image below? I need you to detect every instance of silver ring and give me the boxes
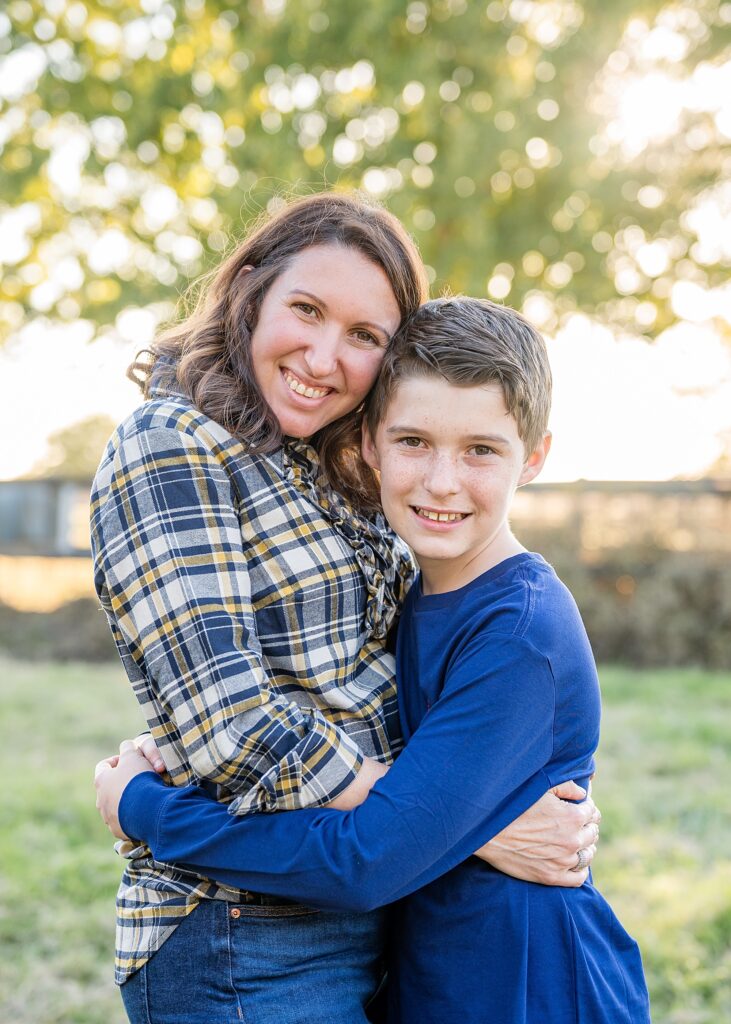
[573,847,588,872]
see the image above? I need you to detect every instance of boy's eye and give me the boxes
[470,445,496,456]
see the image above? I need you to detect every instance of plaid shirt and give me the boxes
[90,392,415,984]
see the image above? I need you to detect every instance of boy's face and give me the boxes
[363,375,550,593]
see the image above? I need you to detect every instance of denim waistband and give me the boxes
[219,888,312,909]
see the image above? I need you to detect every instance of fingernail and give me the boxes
[154,761,164,770]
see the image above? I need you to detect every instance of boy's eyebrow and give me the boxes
[384,425,512,446]
[286,290,391,337]
[466,433,511,445]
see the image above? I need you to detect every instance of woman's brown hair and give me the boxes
[129,191,428,510]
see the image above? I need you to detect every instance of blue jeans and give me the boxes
[120,897,388,1024]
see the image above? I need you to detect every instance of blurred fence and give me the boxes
[0,479,95,614]
[511,480,731,669]
[0,478,730,666]
[511,479,731,557]
[0,479,91,557]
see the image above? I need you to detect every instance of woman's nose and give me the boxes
[303,327,340,378]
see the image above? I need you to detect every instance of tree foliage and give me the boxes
[1,0,729,343]
[29,413,117,477]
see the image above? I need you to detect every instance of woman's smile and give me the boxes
[281,368,334,400]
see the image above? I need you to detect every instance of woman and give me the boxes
[91,191,598,1024]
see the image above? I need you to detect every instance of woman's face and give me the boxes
[250,244,401,439]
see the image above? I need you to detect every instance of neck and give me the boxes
[420,531,526,596]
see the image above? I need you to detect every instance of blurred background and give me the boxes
[0,1,729,1022]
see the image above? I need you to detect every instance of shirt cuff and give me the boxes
[226,722,365,814]
[118,771,172,846]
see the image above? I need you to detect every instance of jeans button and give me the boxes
[230,907,241,919]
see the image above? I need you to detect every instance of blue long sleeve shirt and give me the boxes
[119,554,595,912]
[120,554,649,1022]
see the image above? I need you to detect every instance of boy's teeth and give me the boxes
[284,371,330,399]
[416,508,465,522]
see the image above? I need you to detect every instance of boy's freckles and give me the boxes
[364,376,548,594]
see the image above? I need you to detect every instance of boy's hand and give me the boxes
[473,781,601,887]
[94,740,158,840]
[130,732,167,773]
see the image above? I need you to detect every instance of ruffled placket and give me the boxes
[282,439,416,641]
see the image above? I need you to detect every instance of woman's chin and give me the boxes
[273,398,349,438]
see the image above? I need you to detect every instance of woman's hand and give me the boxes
[325,757,389,810]
[94,740,158,840]
[473,781,601,887]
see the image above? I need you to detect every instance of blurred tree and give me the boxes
[30,413,117,478]
[0,0,729,343]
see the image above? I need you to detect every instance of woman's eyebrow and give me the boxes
[286,290,391,337]
[286,289,327,307]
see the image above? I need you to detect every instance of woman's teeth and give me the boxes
[284,371,331,399]
[415,508,466,522]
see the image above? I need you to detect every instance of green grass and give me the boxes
[0,660,728,1023]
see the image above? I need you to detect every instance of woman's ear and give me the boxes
[361,420,381,471]
[518,431,551,487]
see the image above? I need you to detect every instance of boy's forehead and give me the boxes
[379,376,517,436]
[384,375,505,412]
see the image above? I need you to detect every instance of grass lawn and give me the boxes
[0,659,729,1023]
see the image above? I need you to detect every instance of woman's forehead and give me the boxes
[271,245,401,327]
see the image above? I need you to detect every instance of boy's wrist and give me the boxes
[118,771,170,845]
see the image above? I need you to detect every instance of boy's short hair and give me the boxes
[366,297,552,454]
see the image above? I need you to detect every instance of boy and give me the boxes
[96,298,650,1023]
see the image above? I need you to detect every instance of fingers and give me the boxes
[94,754,119,781]
[121,736,163,770]
[564,841,597,889]
[134,734,166,773]
[580,794,600,822]
[582,821,600,845]
[562,866,589,888]
[556,791,602,848]
[551,780,587,802]
[576,843,597,869]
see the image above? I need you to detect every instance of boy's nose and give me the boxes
[423,454,460,496]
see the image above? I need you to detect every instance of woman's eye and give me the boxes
[351,329,380,347]
[399,436,423,448]
[293,302,318,317]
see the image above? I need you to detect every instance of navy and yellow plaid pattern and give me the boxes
[90,393,414,983]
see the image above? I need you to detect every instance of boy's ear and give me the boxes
[361,420,381,471]
[518,431,551,487]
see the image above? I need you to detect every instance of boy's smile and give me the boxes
[363,376,550,595]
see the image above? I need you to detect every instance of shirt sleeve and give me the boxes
[91,419,363,813]
[119,634,561,910]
